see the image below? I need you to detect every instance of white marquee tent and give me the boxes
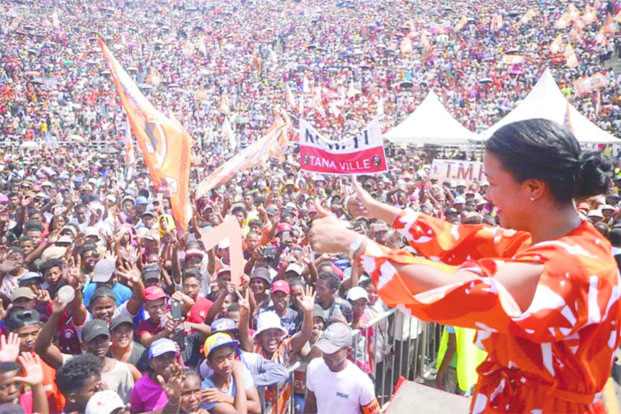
[477,69,619,144]
[384,90,476,145]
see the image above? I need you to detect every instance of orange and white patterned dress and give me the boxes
[358,210,621,413]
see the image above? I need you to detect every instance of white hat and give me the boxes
[92,259,116,283]
[85,390,125,414]
[587,210,604,218]
[84,227,100,239]
[346,286,369,302]
[253,311,287,340]
[285,263,304,275]
[453,196,466,205]
[601,204,615,211]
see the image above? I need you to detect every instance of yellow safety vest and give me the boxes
[436,326,487,393]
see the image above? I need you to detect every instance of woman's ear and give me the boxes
[525,179,545,201]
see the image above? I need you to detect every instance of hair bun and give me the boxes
[573,151,613,199]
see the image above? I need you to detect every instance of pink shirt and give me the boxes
[129,374,168,413]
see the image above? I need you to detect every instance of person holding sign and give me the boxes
[309,119,620,413]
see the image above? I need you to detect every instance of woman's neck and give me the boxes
[528,203,582,244]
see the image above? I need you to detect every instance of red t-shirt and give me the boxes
[136,318,162,340]
[186,297,213,324]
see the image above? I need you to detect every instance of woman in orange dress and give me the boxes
[309,119,621,413]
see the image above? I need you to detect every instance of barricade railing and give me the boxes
[260,307,443,413]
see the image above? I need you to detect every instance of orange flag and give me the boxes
[99,38,192,231]
[490,14,503,31]
[454,16,468,32]
[400,37,413,55]
[518,9,536,26]
[549,34,563,53]
[573,72,609,96]
[195,115,290,199]
[146,67,162,86]
[567,4,581,21]
[582,6,597,24]
[218,94,231,115]
[564,43,579,68]
[420,31,432,51]
[554,11,572,29]
[603,12,616,33]
[285,83,296,108]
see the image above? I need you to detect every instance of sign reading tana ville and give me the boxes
[299,119,387,175]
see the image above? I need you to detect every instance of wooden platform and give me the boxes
[385,380,471,413]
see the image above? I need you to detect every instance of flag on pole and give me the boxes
[564,43,579,68]
[376,97,385,118]
[567,4,581,21]
[554,11,572,29]
[420,31,432,51]
[99,38,192,231]
[518,9,537,26]
[603,12,616,33]
[302,76,310,94]
[490,14,503,31]
[573,72,609,95]
[549,34,563,53]
[501,55,526,65]
[124,118,136,167]
[195,115,290,199]
[582,6,597,24]
[182,39,195,57]
[51,10,60,28]
[400,37,413,56]
[563,102,575,135]
[218,94,231,115]
[285,83,296,108]
[615,10,621,23]
[146,67,162,87]
[222,117,236,150]
[454,16,468,32]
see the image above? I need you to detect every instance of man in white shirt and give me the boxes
[306,323,380,414]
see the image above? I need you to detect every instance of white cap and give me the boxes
[85,390,125,414]
[92,259,116,283]
[346,286,369,302]
[453,196,466,205]
[285,263,304,275]
[587,209,604,218]
[601,204,615,211]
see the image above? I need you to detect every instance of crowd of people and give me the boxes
[0,0,620,413]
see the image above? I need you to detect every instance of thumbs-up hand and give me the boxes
[347,178,377,218]
[309,199,359,255]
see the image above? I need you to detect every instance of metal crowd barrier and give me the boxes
[260,308,444,413]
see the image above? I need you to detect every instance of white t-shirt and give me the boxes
[306,359,375,414]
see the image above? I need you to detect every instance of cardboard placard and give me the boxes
[198,216,243,286]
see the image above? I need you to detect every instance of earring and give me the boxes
[530,197,535,201]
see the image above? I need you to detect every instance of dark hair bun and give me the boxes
[573,151,613,199]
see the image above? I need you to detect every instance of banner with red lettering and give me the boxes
[299,119,387,175]
[430,159,485,184]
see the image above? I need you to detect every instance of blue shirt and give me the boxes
[200,367,254,410]
[82,282,132,307]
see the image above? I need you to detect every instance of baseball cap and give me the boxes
[18,272,43,285]
[211,318,238,333]
[204,332,239,358]
[285,263,304,276]
[588,209,604,218]
[85,390,125,414]
[142,263,161,281]
[312,304,326,321]
[144,286,168,302]
[149,338,178,359]
[185,248,205,259]
[6,309,41,332]
[346,286,369,302]
[276,223,292,234]
[84,227,100,239]
[92,259,115,283]
[91,286,115,303]
[109,315,134,332]
[253,311,287,339]
[314,322,352,354]
[135,196,148,205]
[81,319,110,343]
[271,280,290,295]
[11,287,34,301]
[453,196,466,205]
[250,267,271,285]
[216,266,231,278]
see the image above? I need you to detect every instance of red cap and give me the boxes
[144,286,168,302]
[276,223,292,234]
[271,280,290,294]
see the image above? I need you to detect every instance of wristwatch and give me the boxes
[348,235,366,261]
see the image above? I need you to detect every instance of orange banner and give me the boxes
[99,38,192,231]
[454,16,468,32]
[146,67,162,87]
[564,43,579,68]
[582,6,597,24]
[549,34,563,53]
[195,116,290,199]
[573,73,609,96]
[518,9,536,26]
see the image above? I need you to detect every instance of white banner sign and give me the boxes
[429,159,485,184]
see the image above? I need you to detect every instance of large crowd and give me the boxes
[0,0,620,413]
